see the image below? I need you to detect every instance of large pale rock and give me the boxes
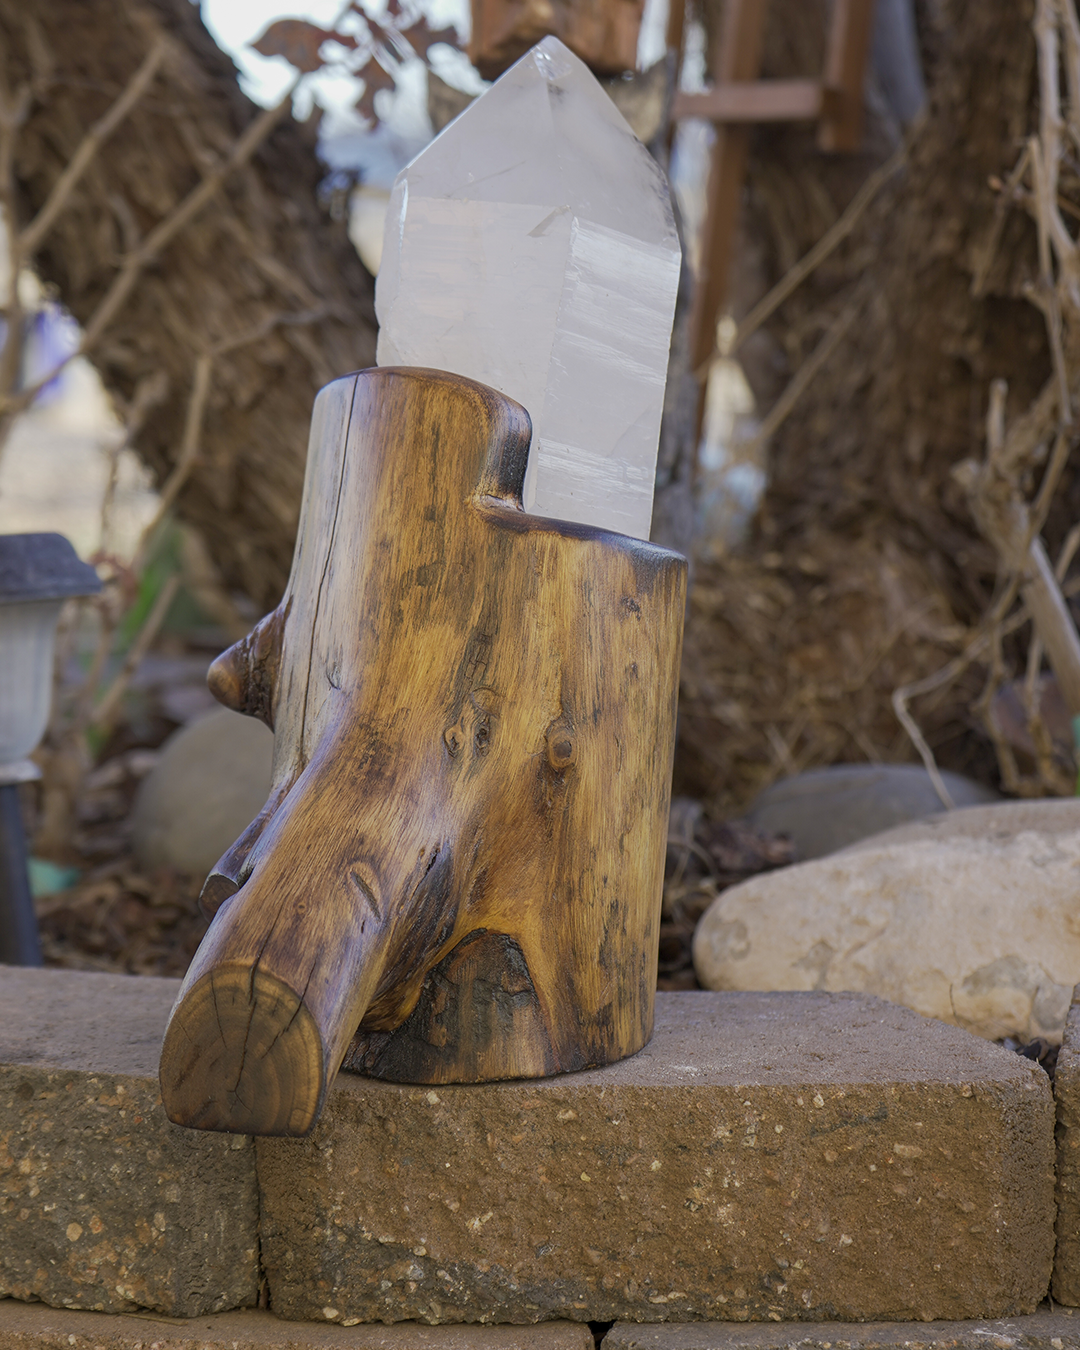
[130,706,273,879]
[257,990,1054,1326]
[694,799,1080,1044]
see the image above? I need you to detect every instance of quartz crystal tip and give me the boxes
[376,37,681,541]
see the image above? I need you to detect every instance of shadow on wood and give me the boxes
[158,367,686,1137]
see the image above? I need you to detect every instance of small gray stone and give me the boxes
[745,764,998,861]
[131,706,273,879]
[0,968,259,1317]
[602,1307,1080,1349]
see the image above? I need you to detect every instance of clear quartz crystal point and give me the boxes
[376,37,681,540]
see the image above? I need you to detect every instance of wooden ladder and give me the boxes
[668,0,877,376]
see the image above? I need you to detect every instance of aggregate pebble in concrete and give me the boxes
[0,968,259,1317]
[1054,989,1080,1305]
[258,991,1054,1327]
[0,1299,594,1349]
[602,1306,1080,1348]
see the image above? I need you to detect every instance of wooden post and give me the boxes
[687,0,770,376]
[671,0,876,385]
[468,0,646,78]
[159,368,686,1137]
[818,0,876,152]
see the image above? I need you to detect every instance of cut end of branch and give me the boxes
[160,964,326,1136]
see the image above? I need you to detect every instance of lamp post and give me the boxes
[0,533,101,965]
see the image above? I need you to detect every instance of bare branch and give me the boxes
[0,73,303,420]
[19,37,167,258]
[80,80,303,349]
[91,573,182,732]
[132,353,212,574]
[1062,0,1080,142]
[735,297,862,466]
[728,140,907,364]
[972,144,1033,297]
[98,370,169,555]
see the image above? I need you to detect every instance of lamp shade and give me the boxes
[0,599,65,764]
[0,533,101,771]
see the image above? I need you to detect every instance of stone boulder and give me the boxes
[693,799,1080,1044]
[131,706,273,880]
[745,763,998,860]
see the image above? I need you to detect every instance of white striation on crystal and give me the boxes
[376,37,681,541]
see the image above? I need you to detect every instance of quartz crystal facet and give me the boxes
[376,37,681,540]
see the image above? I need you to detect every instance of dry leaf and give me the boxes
[251,19,356,73]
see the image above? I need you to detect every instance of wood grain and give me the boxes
[159,367,686,1136]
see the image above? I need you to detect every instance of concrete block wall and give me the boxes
[0,970,257,1317]
[0,968,1068,1332]
[3,1302,1080,1349]
[257,992,1054,1326]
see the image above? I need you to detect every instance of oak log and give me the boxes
[158,368,686,1137]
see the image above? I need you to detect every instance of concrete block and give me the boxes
[0,1299,594,1349]
[257,991,1054,1327]
[0,968,258,1317]
[602,1307,1080,1348]
[1054,989,1080,1304]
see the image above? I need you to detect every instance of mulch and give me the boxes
[34,746,206,978]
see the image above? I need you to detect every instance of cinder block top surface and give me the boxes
[565,990,1039,1088]
[0,975,1031,1090]
[0,967,180,1078]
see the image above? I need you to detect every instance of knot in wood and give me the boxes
[545,719,575,771]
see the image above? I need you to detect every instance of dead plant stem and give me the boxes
[736,297,862,465]
[132,353,212,574]
[730,140,907,361]
[19,38,167,258]
[92,574,181,733]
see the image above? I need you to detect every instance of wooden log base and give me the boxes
[159,368,686,1137]
[344,928,558,1084]
[160,964,325,1137]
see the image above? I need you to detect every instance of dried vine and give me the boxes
[897,0,1080,799]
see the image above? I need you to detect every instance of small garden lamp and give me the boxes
[0,532,101,965]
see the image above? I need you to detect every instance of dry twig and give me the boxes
[0,65,303,428]
[18,38,168,258]
[894,0,1080,797]
[730,141,908,361]
[736,297,862,467]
